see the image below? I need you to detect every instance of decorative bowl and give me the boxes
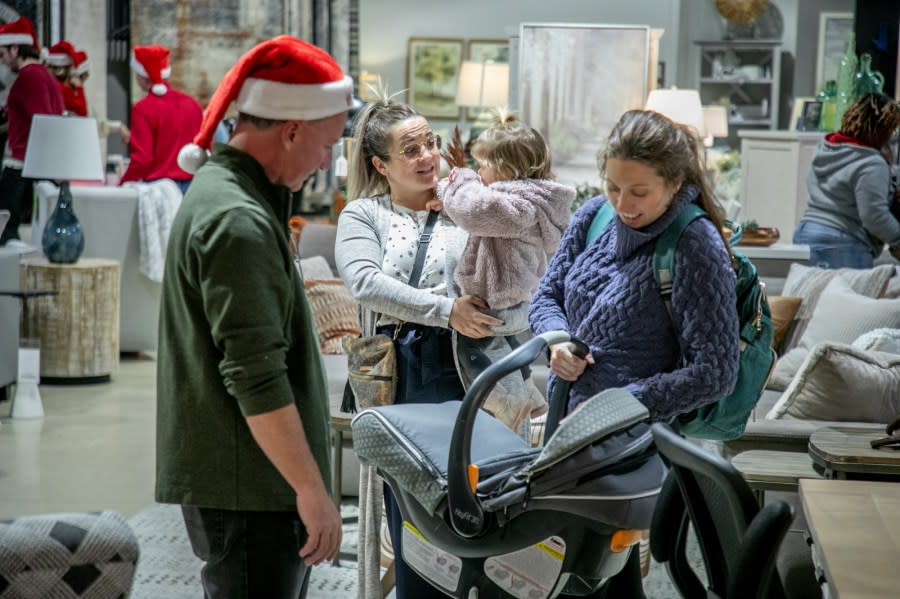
[737,227,780,246]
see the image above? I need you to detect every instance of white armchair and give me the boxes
[34,182,162,353]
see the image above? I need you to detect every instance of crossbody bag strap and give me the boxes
[407,209,438,288]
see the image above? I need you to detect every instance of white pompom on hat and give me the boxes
[130,45,171,96]
[0,16,38,49]
[177,35,353,174]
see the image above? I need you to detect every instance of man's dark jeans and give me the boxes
[0,167,33,244]
[181,506,311,598]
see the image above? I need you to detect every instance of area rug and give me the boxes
[127,503,358,599]
[127,502,698,598]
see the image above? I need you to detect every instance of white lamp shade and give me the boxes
[22,115,104,181]
[645,88,704,134]
[455,61,509,108]
[702,105,729,138]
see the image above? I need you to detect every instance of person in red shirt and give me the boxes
[66,49,90,117]
[0,17,64,246]
[45,40,87,117]
[120,44,202,194]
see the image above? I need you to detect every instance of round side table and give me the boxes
[19,257,120,383]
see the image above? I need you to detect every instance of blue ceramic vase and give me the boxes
[42,181,85,264]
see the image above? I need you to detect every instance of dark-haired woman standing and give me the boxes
[794,92,900,268]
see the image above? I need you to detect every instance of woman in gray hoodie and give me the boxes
[794,92,900,268]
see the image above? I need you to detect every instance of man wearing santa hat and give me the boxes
[65,48,90,117]
[0,16,64,247]
[156,35,353,598]
[120,44,201,193]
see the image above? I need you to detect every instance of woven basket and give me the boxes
[715,0,768,24]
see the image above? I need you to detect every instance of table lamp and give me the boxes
[702,105,729,147]
[22,115,104,263]
[645,87,704,134]
[456,61,510,138]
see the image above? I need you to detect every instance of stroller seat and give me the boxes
[351,331,667,598]
[353,388,656,522]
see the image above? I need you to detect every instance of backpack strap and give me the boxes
[653,203,706,319]
[586,201,616,245]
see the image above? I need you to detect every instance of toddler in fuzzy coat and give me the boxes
[430,111,575,431]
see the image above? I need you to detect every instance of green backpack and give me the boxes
[587,201,776,440]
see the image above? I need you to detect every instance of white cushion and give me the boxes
[779,263,895,352]
[852,328,900,355]
[768,277,900,388]
[767,343,900,421]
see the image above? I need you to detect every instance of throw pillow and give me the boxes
[767,342,900,421]
[767,295,802,353]
[769,277,900,388]
[779,263,895,352]
[299,255,335,280]
[304,279,361,354]
[852,328,900,355]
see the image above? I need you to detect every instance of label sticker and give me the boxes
[483,536,566,599]
[401,521,462,593]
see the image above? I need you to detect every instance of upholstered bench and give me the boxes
[0,510,139,598]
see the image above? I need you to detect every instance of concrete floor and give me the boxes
[0,354,157,519]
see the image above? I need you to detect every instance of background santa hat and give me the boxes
[72,49,90,76]
[0,16,38,49]
[177,35,353,174]
[46,40,76,67]
[130,44,171,96]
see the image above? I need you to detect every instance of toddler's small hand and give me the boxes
[425,197,443,212]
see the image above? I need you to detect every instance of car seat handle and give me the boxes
[447,330,572,537]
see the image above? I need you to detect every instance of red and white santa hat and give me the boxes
[46,40,76,67]
[177,35,353,174]
[72,50,90,76]
[130,44,171,96]
[0,16,38,49]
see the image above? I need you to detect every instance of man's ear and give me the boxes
[281,121,302,147]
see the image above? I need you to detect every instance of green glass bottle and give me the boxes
[853,53,885,97]
[817,80,838,132]
[835,32,857,123]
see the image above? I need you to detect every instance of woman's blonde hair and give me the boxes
[347,86,421,200]
[471,109,554,181]
[599,109,729,250]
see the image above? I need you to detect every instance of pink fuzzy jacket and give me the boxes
[439,168,575,310]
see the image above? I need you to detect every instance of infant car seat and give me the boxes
[351,331,667,598]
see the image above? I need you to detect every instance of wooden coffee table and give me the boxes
[808,425,900,480]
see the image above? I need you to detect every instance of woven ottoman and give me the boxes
[0,510,139,598]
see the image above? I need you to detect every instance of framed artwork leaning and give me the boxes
[407,37,464,119]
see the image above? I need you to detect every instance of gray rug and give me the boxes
[127,503,700,598]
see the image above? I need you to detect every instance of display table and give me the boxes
[808,424,900,480]
[800,478,900,598]
[19,257,120,382]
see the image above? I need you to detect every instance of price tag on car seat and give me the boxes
[483,536,566,599]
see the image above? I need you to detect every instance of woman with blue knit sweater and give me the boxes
[529,109,740,598]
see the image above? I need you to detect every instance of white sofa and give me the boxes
[34,183,162,353]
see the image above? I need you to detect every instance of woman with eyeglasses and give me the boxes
[336,92,505,599]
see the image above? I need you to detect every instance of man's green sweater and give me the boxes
[156,144,331,511]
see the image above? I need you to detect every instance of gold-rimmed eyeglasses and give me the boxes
[395,135,441,161]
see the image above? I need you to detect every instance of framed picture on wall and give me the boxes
[790,96,815,130]
[816,12,854,93]
[465,39,509,120]
[518,23,650,187]
[407,37,464,119]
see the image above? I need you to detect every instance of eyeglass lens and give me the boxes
[401,135,441,160]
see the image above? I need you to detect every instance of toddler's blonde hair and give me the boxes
[471,109,554,181]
